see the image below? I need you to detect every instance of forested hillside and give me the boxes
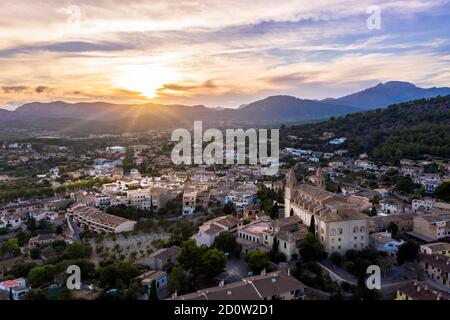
[281,95,450,163]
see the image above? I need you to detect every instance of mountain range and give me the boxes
[0,81,449,133]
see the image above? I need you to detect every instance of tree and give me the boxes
[396,177,414,194]
[308,216,316,235]
[214,232,242,258]
[202,248,227,280]
[167,267,193,294]
[148,280,158,300]
[169,220,196,245]
[270,203,279,219]
[97,262,140,289]
[376,256,393,275]
[330,252,341,266]
[397,241,419,265]
[387,222,399,239]
[434,181,450,202]
[30,247,41,260]
[26,288,47,300]
[65,242,92,260]
[245,250,269,274]
[299,232,325,262]
[177,240,208,274]
[27,265,55,288]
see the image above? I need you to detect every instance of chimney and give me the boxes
[227,290,232,296]
[261,268,266,276]
[424,285,428,291]
[219,280,225,287]
[437,293,441,300]
[417,286,421,292]
[271,278,276,283]
[288,268,291,276]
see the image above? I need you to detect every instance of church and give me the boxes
[285,168,372,254]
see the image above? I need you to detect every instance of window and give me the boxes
[338,228,343,235]
[284,242,287,249]
[353,226,358,233]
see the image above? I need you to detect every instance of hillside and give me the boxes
[282,95,450,163]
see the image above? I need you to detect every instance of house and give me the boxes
[116,179,140,191]
[237,219,271,253]
[127,188,171,211]
[262,216,308,260]
[145,246,180,270]
[369,213,415,233]
[137,270,168,292]
[420,242,450,257]
[418,254,450,290]
[0,278,29,300]
[369,232,405,255]
[28,234,64,247]
[1,213,23,228]
[412,213,450,241]
[242,204,264,221]
[169,270,305,300]
[396,281,449,300]
[412,199,433,213]
[193,215,240,247]
[182,191,197,216]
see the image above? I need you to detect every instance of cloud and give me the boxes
[2,86,29,93]
[35,86,52,94]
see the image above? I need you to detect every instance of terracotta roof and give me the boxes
[397,281,450,300]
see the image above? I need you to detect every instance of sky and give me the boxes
[0,0,449,109]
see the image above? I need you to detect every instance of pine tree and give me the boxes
[308,215,316,235]
[148,280,158,300]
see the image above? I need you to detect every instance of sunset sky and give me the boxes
[0,0,449,109]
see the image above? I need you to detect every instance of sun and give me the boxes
[113,65,179,99]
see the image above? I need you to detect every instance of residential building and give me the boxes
[237,219,271,252]
[369,232,405,255]
[412,199,433,213]
[137,270,168,292]
[127,188,171,211]
[396,281,449,300]
[413,213,450,241]
[145,246,180,270]
[67,204,136,233]
[262,216,308,260]
[0,278,29,300]
[28,234,64,247]
[369,213,415,233]
[182,191,197,216]
[169,270,305,300]
[420,242,450,257]
[418,254,450,290]
[194,215,240,247]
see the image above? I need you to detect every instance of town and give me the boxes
[0,125,449,301]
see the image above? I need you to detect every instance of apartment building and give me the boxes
[396,281,449,300]
[418,253,450,290]
[413,213,450,241]
[420,242,450,257]
[67,204,136,234]
[127,188,171,211]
